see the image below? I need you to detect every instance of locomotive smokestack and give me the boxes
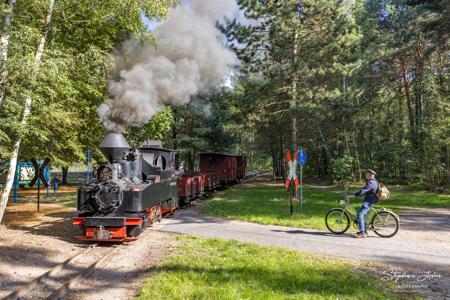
[99,132,131,162]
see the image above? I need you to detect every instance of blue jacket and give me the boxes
[355,178,379,204]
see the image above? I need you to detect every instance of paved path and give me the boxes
[159,207,450,273]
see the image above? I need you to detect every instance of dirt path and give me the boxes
[158,206,450,299]
[0,205,172,300]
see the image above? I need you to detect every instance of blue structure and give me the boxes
[297,149,307,166]
[297,149,307,209]
[85,149,93,184]
[12,161,50,202]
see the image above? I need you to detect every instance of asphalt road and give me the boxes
[158,207,450,273]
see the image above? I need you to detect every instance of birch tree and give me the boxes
[0,0,15,106]
[0,0,55,223]
[0,0,174,223]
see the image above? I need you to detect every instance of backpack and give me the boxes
[377,182,390,200]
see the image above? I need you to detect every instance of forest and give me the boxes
[0,0,448,199]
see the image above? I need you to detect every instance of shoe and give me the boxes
[352,231,366,238]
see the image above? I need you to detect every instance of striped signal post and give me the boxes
[285,151,299,215]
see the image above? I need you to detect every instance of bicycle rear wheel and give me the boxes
[325,208,350,234]
[371,211,399,238]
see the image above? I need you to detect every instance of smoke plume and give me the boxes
[98,0,238,132]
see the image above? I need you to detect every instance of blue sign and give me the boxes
[297,149,307,165]
[86,149,93,184]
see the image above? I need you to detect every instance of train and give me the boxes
[72,132,246,242]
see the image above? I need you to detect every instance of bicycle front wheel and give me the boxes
[371,211,399,238]
[325,208,350,234]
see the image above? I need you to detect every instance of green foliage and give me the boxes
[329,154,355,184]
[125,107,174,148]
[0,0,173,166]
[0,0,447,188]
[221,0,449,186]
[139,235,404,300]
[170,91,242,172]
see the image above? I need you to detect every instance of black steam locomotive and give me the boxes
[73,132,179,242]
[73,132,247,242]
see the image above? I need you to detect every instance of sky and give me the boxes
[140,0,249,32]
[140,11,161,31]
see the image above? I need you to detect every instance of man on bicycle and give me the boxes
[348,169,378,238]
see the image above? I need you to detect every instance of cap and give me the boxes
[366,169,376,175]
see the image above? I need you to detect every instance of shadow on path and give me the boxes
[270,228,347,238]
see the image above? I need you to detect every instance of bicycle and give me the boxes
[325,190,400,238]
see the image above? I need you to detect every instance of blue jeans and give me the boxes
[357,202,373,232]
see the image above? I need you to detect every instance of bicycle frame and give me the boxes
[337,190,398,229]
[338,198,376,226]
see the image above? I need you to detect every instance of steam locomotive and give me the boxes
[73,132,246,242]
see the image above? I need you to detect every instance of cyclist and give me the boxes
[348,169,378,238]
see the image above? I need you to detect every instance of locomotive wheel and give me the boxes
[152,207,162,223]
[78,225,86,237]
[127,225,143,237]
[180,198,190,206]
[156,207,162,222]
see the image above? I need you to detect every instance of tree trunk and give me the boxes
[413,43,425,168]
[319,129,332,168]
[0,0,55,224]
[279,135,285,179]
[344,130,355,181]
[271,146,276,180]
[185,152,190,173]
[414,43,424,126]
[0,0,15,106]
[61,166,69,184]
[291,29,299,154]
[352,131,361,180]
[399,55,417,148]
[172,107,177,150]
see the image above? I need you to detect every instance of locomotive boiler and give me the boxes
[73,132,178,242]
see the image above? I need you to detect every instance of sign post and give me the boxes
[285,151,299,215]
[29,158,50,212]
[297,149,307,209]
[85,149,93,184]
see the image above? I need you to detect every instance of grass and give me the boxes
[201,177,450,231]
[138,236,411,300]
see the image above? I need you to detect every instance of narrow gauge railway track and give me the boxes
[2,243,120,300]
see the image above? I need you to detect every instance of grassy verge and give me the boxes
[138,236,411,300]
[201,177,450,231]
